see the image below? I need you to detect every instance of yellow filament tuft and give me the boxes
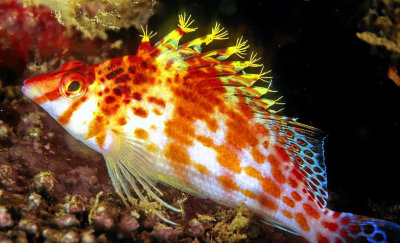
[233,36,250,58]
[139,25,157,42]
[206,22,229,45]
[178,13,197,33]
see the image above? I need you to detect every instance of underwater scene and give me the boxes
[1,0,400,242]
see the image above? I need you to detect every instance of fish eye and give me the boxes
[60,73,87,99]
[67,80,81,92]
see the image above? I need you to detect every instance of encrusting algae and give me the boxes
[23,0,155,40]
[20,12,400,243]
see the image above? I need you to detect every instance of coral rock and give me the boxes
[33,171,56,195]
[62,195,86,214]
[0,206,13,228]
[119,211,140,232]
[81,230,96,243]
[143,214,161,229]
[151,223,182,241]
[27,192,42,210]
[90,203,116,231]
[187,218,204,238]
[18,218,39,234]
[56,214,80,228]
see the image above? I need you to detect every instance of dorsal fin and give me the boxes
[153,20,284,114]
[260,115,328,208]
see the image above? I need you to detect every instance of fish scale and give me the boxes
[21,13,400,242]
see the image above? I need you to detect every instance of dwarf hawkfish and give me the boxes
[21,14,400,242]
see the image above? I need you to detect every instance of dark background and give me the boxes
[151,0,400,218]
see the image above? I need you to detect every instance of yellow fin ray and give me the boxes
[154,13,197,53]
[181,22,229,53]
[199,36,249,61]
[158,175,207,199]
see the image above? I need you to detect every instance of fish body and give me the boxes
[22,14,400,242]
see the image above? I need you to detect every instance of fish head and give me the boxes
[22,60,95,140]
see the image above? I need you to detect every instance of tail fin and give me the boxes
[333,212,400,243]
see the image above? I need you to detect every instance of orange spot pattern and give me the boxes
[294,213,310,231]
[282,210,292,219]
[134,128,149,140]
[218,175,240,192]
[224,110,258,150]
[257,194,278,211]
[282,196,295,208]
[164,142,191,167]
[274,145,290,161]
[267,154,286,184]
[260,177,281,198]
[194,163,209,175]
[244,166,262,180]
[215,145,242,173]
[164,119,195,146]
[251,147,266,164]
[242,189,256,199]
[95,132,107,149]
[303,203,320,219]
[58,97,88,125]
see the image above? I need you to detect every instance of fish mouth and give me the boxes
[21,78,37,100]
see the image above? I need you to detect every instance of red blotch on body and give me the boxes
[105,95,115,104]
[133,107,148,118]
[288,178,299,188]
[335,237,343,243]
[148,96,166,108]
[133,92,142,101]
[317,234,329,243]
[263,140,269,150]
[256,124,270,136]
[332,211,341,219]
[322,221,339,232]
[274,145,290,161]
